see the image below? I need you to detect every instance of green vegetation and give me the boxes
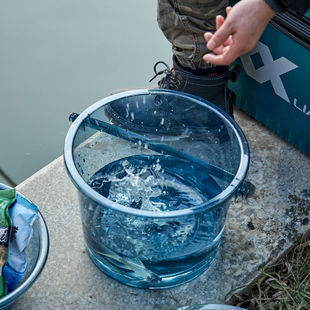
[231,237,310,310]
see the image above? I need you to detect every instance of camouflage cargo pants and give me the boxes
[157,0,229,69]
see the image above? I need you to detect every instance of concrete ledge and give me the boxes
[13,108,310,310]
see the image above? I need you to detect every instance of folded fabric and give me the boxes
[1,189,38,292]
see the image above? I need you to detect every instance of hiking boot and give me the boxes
[105,57,240,136]
[151,56,240,116]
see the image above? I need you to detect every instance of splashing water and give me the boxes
[89,156,207,212]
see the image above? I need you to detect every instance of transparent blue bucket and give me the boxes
[64,89,250,289]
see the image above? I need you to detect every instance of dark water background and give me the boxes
[0,1,170,185]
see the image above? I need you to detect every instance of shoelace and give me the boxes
[149,61,178,89]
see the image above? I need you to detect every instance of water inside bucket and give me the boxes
[88,155,221,212]
[80,154,227,287]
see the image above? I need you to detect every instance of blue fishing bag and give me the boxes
[229,7,310,156]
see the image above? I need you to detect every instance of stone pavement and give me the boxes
[12,107,310,310]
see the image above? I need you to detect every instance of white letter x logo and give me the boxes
[240,41,298,103]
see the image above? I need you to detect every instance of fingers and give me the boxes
[205,13,233,56]
[216,13,233,46]
[205,32,223,54]
[224,35,233,46]
[204,6,234,60]
[212,45,225,55]
[216,15,224,30]
[203,42,240,65]
[204,32,213,42]
[203,52,236,66]
[206,19,233,51]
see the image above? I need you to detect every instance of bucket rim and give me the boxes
[64,89,250,218]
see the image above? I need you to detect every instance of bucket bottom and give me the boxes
[85,243,219,289]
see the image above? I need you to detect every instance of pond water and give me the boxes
[0,0,170,185]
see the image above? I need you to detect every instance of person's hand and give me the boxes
[203,0,276,65]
